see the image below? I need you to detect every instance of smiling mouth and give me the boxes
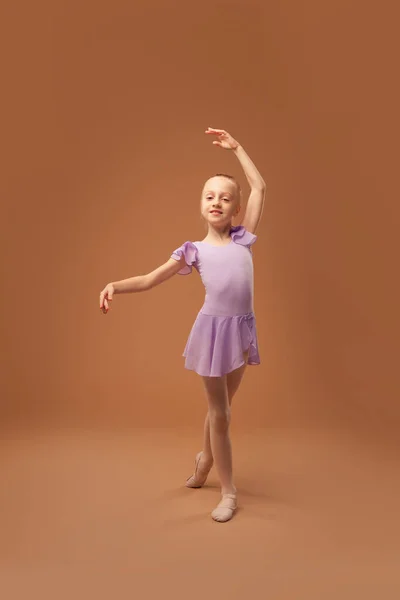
[210,210,222,214]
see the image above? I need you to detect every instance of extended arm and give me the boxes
[233,145,266,234]
[206,127,266,234]
[99,255,186,313]
[112,257,183,293]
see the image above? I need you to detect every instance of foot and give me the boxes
[211,493,237,522]
[186,451,213,488]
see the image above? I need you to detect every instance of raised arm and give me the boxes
[206,127,266,234]
[99,255,185,314]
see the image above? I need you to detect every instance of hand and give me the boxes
[99,283,115,314]
[205,127,240,150]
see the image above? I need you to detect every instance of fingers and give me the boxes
[99,289,112,314]
[205,127,226,134]
[101,298,109,314]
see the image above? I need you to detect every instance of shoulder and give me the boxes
[171,240,198,257]
[230,225,257,248]
[170,240,199,275]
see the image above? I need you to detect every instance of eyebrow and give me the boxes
[204,190,233,197]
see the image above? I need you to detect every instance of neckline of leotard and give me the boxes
[196,239,233,248]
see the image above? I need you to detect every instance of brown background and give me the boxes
[2,0,399,435]
[1,0,400,598]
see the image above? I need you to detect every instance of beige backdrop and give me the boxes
[2,2,400,597]
[2,0,399,438]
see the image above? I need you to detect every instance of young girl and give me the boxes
[99,127,265,522]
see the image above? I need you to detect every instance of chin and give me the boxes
[207,217,229,227]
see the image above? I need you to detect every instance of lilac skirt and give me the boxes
[182,311,260,378]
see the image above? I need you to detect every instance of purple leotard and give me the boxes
[171,225,260,377]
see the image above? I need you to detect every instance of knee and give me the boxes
[209,406,231,432]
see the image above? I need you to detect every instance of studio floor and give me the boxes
[0,424,399,599]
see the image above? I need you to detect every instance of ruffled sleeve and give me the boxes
[230,225,257,248]
[171,241,198,275]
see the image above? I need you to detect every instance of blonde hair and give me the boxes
[211,173,242,199]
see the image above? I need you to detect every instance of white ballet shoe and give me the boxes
[211,493,237,522]
[186,451,213,488]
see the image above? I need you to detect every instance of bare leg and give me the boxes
[202,375,234,496]
[186,352,248,488]
[185,417,214,488]
[227,351,249,401]
[202,374,241,522]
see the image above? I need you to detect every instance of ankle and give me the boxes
[201,452,213,465]
[221,486,237,497]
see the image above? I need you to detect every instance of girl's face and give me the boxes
[200,176,241,226]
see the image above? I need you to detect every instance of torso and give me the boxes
[193,240,254,317]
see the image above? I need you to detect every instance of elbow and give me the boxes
[251,181,266,193]
[257,181,266,192]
